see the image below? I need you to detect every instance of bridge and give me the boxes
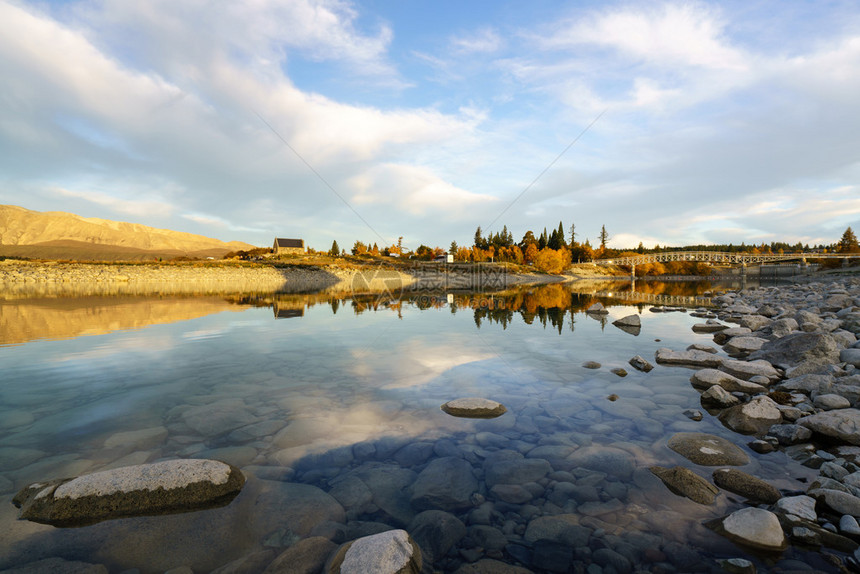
[597,251,856,277]
[592,289,711,307]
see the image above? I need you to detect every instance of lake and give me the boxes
[0,278,833,573]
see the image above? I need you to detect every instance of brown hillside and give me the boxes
[0,205,256,261]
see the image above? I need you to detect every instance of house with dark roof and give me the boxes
[273,238,305,255]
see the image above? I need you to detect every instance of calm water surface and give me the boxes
[0,280,831,572]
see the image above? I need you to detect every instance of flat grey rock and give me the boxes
[690,369,767,394]
[709,507,787,551]
[799,408,860,445]
[774,495,817,521]
[628,355,654,372]
[723,336,768,355]
[441,398,506,419]
[13,459,245,527]
[712,468,780,504]
[655,348,724,368]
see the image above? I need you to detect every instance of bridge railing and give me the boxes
[597,251,856,267]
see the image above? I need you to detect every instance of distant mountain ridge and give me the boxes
[0,205,256,261]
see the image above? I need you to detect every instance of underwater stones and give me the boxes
[441,398,507,419]
[709,508,787,552]
[611,368,628,377]
[582,361,601,369]
[410,457,478,512]
[484,453,551,487]
[718,396,782,435]
[628,355,654,372]
[799,408,860,445]
[712,468,781,504]
[13,459,245,527]
[408,510,466,564]
[655,348,724,368]
[649,465,719,505]
[103,426,168,451]
[0,557,109,574]
[181,399,258,437]
[564,446,634,480]
[327,529,422,574]
[667,433,750,466]
[252,480,347,538]
[524,514,592,547]
[263,537,337,574]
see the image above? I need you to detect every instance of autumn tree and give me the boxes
[328,240,340,257]
[450,241,458,254]
[524,243,539,264]
[534,247,565,274]
[839,227,860,253]
[351,241,367,255]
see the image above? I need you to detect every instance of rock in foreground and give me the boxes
[650,466,719,505]
[441,398,507,419]
[327,529,422,574]
[13,459,245,527]
[709,507,787,552]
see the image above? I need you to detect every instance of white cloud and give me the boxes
[451,27,503,54]
[349,163,499,216]
[542,3,746,71]
[50,186,174,218]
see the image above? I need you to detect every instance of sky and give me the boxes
[1,0,859,252]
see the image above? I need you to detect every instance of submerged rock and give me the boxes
[667,433,750,466]
[13,459,245,527]
[441,398,507,419]
[650,465,720,505]
[712,468,781,504]
[411,457,478,512]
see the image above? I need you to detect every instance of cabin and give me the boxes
[273,238,305,255]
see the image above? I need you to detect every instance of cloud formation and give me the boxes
[0,0,858,250]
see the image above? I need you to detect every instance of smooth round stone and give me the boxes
[668,433,750,466]
[441,398,507,419]
[582,361,601,369]
[714,507,787,551]
[814,394,852,411]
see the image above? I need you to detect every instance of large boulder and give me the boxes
[13,459,245,527]
[708,508,787,551]
[655,348,724,368]
[809,489,860,517]
[799,409,860,445]
[410,457,478,512]
[750,332,840,368]
[667,433,749,466]
[712,469,780,504]
[690,369,767,394]
[327,529,422,574]
[718,396,782,435]
[649,466,719,505]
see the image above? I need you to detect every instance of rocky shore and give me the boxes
[651,276,860,566]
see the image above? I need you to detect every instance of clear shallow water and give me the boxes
[0,281,832,573]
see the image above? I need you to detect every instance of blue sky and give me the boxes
[1,0,859,252]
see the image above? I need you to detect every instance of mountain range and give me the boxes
[0,205,256,261]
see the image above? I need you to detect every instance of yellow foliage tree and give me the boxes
[534,248,565,274]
